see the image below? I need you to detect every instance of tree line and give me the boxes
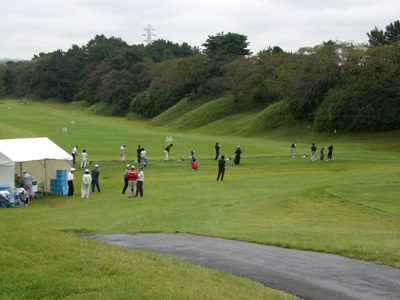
[1,21,400,132]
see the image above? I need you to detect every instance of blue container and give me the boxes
[0,187,11,193]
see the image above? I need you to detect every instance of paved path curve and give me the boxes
[82,233,400,300]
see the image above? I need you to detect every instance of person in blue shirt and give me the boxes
[91,164,100,192]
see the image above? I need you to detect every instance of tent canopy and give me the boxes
[0,137,71,162]
[0,137,72,196]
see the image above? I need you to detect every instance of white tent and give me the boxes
[0,137,72,197]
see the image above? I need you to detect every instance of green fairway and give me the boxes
[1,99,399,299]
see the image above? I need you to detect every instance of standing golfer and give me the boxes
[120,145,126,163]
[311,143,317,162]
[81,169,92,199]
[164,144,173,162]
[137,145,143,164]
[290,141,297,158]
[80,149,88,169]
[136,167,144,197]
[122,164,130,194]
[215,142,220,160]
[217,155,226,181]
[91,164,100,192]
[234,146,242,165]
[127,165,138,198]
[67,168,76,197]
[327,144,334,161]
[71,146,78,164]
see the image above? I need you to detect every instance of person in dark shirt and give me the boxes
[217,155,226,181]
[215,142,220,160]
[164,144,173,162]
[327,144,334,161]
[137,145,143,164]
[91,164,100,192]
[234,146,242,165]
[311,143,317,162]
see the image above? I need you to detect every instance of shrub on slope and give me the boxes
[168,95,247,129]
[244,98,298,131]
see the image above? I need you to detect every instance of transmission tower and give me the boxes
[143,24,156,44]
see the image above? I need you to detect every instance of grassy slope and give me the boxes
[1,99,400,298]
[0,100,301,300]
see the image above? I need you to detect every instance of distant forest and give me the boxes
[1,21,400,132]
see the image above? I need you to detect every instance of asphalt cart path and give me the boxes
[82,233,400,300]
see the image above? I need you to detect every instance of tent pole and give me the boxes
[44,160,48,196]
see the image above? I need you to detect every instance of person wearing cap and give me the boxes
[91,164,100,193]
[18,188,30,206]
[233,146,242,165]
[136,167,144,197]
[22,170,34,202]
[126,165,138,198]
[122,164,130,194]
[81,169,92,199]
[68,168,76,197]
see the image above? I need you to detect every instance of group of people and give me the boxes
[0,170,34,207]
[122,164,144,197]
[67,164,100,198]
[290,141,334,162]
[71,145,89,169]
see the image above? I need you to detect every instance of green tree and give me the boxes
[202,32,252,59]
[367,20,400,46]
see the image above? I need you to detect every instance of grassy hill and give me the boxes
[1,99,399,299]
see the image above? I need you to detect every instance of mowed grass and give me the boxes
[1,99,400,298]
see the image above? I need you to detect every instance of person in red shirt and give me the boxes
[127,165,138,198]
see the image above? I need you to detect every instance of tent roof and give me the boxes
[0,137,72,163]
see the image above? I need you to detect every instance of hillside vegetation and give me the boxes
[2,21,400,133]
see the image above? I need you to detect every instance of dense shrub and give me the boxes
[130,89,181,118]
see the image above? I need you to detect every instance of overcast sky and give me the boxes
[1,0,399,60]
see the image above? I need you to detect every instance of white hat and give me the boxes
[70,168,76,171]
[85,169,89,173]
[131,165,135,169]
[95,164,98,168]
[126,164,130,167]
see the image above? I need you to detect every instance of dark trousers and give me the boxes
[68,180,74,196]
[217,168,225,181]
[136,181,143,197]
[92,180,100,192]
[122,178,128,194]
[137,154,141,164]
[215,151,219,160]
[72,154,76,164]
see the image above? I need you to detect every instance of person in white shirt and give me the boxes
[68,168,76,197]
[80,149,88,169]
[71,146,78,164]
[140,148,148,168]
[81,169,92,199]
[136,167,144,197]
[18,188,30,206]
[0,190,10,207]
[120,145,126,163]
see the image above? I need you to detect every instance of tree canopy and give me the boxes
[202,32,252,58]
[1,22,400,133]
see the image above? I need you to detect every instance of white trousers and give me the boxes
[164,150,169,161]
[81,184,90,198]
